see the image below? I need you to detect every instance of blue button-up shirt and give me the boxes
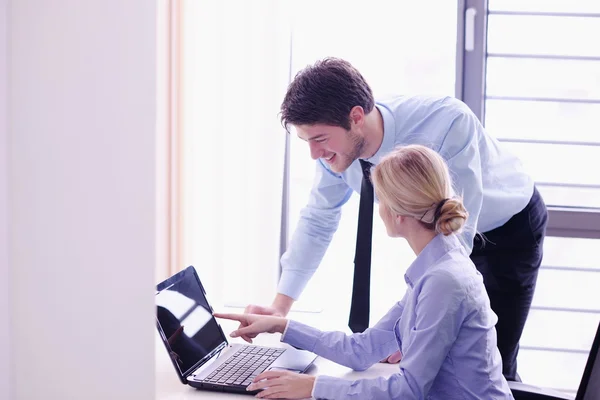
[279,95,533,299]
[282,234,514,399]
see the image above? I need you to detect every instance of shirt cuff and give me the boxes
[312,375,352,399]
[311,375,320,398]
[281,319,291,340]
[276,271,306,300]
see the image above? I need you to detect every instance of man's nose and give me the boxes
[309,142,323,160]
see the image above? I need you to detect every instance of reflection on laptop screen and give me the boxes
[156,268,226,377]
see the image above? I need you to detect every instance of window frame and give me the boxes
[458,2,600,390]
[457,0,600,239]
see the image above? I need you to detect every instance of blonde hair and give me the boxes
[371,145,468,236]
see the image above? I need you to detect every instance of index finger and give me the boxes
[213,312,246,323]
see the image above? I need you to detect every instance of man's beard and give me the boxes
[333,131,366,172]
[330,131,366,173]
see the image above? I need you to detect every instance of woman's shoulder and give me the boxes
[422,253,479,293]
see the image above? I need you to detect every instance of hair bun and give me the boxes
[434,198,468,236]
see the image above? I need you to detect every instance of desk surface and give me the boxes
[155,312,398,400]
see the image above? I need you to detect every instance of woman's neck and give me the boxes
[405,226,438,256]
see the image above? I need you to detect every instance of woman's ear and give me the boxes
[395,213,405,226]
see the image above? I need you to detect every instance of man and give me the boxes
[244,57,548,381]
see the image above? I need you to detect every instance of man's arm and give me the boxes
[275,159,353,313]
[438,103,484,254]
[245,159,352,318]
[270,293,294,316]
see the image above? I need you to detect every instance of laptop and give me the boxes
[155,266,317,394]
[576,320,600,400]
[509,320,600,400]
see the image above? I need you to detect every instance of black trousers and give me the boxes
[470,187,548,382]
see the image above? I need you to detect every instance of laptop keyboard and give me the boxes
[203,345,285,387]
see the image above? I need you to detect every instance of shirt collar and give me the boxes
[404,234,464,288]
[365,103,396,166]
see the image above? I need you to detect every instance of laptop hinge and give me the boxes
[185,341,228,378]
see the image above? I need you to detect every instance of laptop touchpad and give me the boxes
[269,348,316,373]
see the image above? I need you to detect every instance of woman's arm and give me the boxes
[281,301,403,371]
[312,373,420,400]
[215,300,403,371]
[309,272,469,399]
[371,295,407,331]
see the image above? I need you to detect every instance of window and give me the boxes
[486,7,600,209]
[464,0,600,214]
[462,0,600,393]
[520,237,600,391]
[177,0,292,307]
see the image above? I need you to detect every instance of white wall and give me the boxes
[0,0,10,398]
[8,1,157,399]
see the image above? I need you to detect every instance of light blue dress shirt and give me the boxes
[279,95,534,299]
[282,234,514,399]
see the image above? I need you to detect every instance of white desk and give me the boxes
[155,312,398,399]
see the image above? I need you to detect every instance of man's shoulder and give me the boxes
[377,95,472,118]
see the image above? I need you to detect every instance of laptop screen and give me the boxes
[156,267,227,378]
[580,321,600,400]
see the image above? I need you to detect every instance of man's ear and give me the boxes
[349,106,365,127]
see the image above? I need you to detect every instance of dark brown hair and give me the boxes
[280,58,375,131]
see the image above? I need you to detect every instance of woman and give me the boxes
[215,145,513,399]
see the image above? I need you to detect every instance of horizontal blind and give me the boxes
[485,1,600,393]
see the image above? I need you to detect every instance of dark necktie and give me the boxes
[348,159,374,333]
